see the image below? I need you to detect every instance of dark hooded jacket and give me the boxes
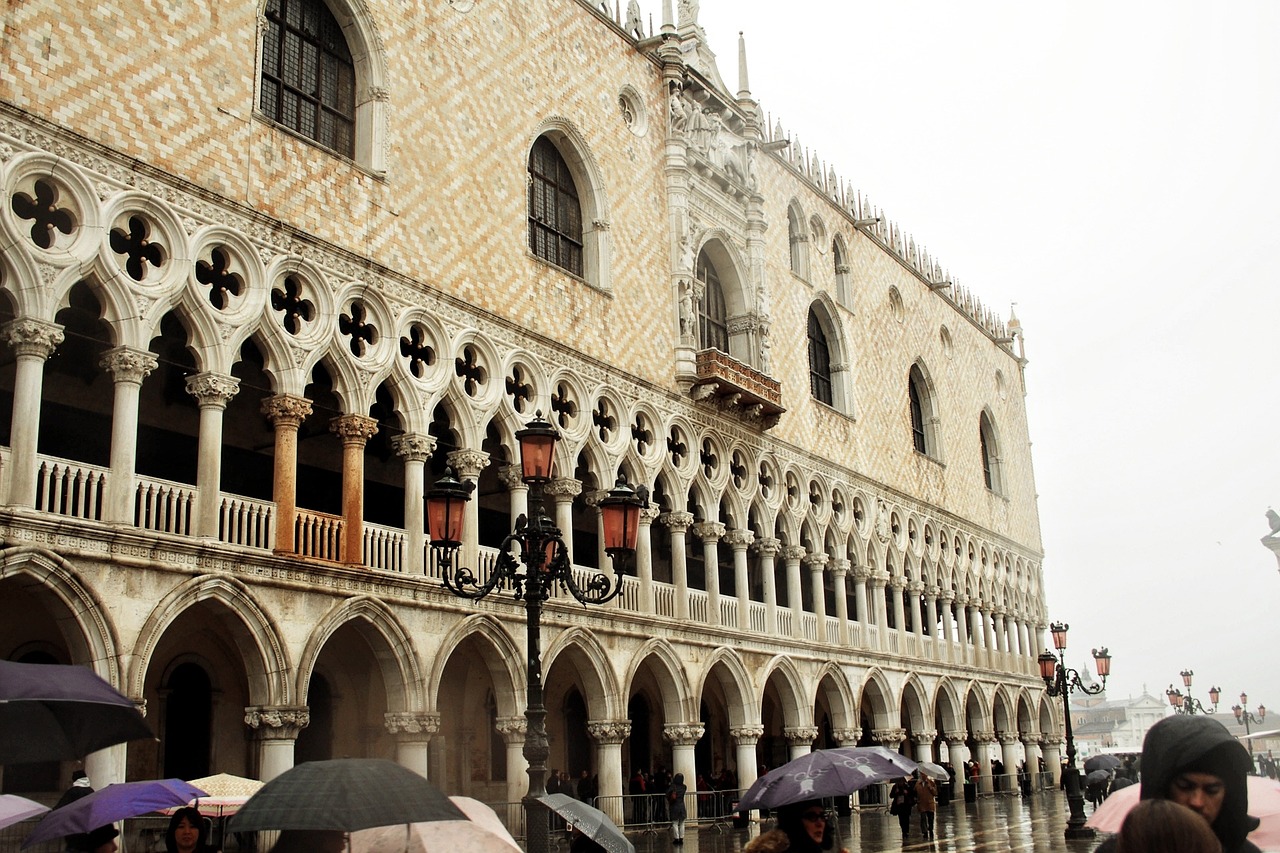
[1095,715,1260,853]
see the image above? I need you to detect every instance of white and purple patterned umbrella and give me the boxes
[738,746,919,810]
[0,796,48,831]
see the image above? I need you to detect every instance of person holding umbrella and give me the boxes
[66,825,118,853]
[915,771,938,839]
[666,772,689,845]
[165,806,219,853]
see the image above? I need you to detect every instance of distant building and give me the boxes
[1068,679,1165,756]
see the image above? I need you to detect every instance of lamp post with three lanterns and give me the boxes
[1165,669,1221,715]
[424,412,646,853]
[1038,621,1112,840]
[1233,693,1267,775]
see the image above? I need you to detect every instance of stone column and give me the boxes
[692,521,725,626]
[909,581,925,643]
[912,730,937,763]
[783,545,806,632]
[392,434,435,575]
[974,731,995,795]
[100,346,158,523]
[84,742,128,788]
[447,449,491,573]
[831,558,851,646]
[330,414,378,565]
[2,319,62,507]
[185,372,240,538]
[938,590,956,662]
[544,477,582,564]
[999,733,1022,793]
[968,599,985,666]
[245,706,309,782]
[636,505,661,613]
[981,608,996,662]
[261,394,312,554]
[1022,735,1043,788]
[888,576,907,640]
[804,553,829,639]
[588,720,631,824]
[664,723,704,822]
[924,586,940,659]
[731,725,764,800]
[753,536,782,633]
[783,726,818,761]
[1042,736,1063,787]
[725,528,754,630]
[496,716,528,808]
[661,511,694,620]
[385,711,440,778]
[852,565,870,627]
[497,464,529,522]
[944,730,969,790]
[870,570,890,650]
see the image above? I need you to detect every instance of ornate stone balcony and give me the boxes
[692,348,785,428]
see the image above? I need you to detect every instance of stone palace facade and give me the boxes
[0,0,1063,818]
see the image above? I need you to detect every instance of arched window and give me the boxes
[527,136,583,277]
[908,364,939,458]
[832,235,852,308]
[787,202,809,279]
[979,411,1003,494]
[696,249,728,353]
[808,308,833,405]
[260,0,356,158]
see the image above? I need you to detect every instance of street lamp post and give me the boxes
[1165,669,1221,715]
[1038,621,1112,840]
[1232,693,1267,775]
[425,412,645,853]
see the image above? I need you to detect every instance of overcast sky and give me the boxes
[689,1,1280,715]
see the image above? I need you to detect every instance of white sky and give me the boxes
[689,1,1280,713]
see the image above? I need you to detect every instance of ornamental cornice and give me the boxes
[587,719,631,744]
[384,711,441,736]
[663,723,705,745]
[830,728,860,745]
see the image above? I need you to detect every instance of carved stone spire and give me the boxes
[737,32,750,100]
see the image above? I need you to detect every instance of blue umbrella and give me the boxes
[738,746,919,810]
[23,779,207,847]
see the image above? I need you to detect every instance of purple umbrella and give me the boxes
[0,660,154,763]
[22,779,206,847]
[0,795,49,831]
[738,746,919,810]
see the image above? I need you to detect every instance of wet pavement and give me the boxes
[613,792,1104,853]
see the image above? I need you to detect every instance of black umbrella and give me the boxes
[227,759,465,833]
[1083,754,1122,774]
[0,660,154,764]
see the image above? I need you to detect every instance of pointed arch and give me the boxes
[544,626,623,720]
[528,117,612,291]
[909,359,942,460]
[428,614,523,717]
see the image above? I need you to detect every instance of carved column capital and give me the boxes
[587,719,632,745]
[972,730,996,744]
[852,564,872,581]
[543,477,582,500]
[723,528,754,549]
[384,711,441,737]
[782,545,807,563]
[803,553,829,572]
[640,504,663,523]
[330,413,379,445]
[3,318,63,359]
[391,433,436,462]
[830,558,851,577]
[659,510,695,532]
[872,727,907,746]
[691,521,726,542]
[495,716,528,744]
[663,722,705,746]
[244,705,310,739]
[730,725,765,745]
[909,580,925,595]
[997,732,1020,745]
[446,449,490,480]
[752,536,782,557]
[912,730,938,746]
[99,345,157,384]
[830,728,860,745]
[783,726,819,745]
[888,575,907,590]
[943,730,969,743]
[185,372,240,408]
[870,569,890,588]
[261,393,312,427]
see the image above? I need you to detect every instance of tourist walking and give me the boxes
[915,771,938,839]
[889,777,916,839]
[666,772,688,845]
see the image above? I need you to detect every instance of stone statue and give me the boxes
[1267,507,1280,537]
[625,0,643,38]
[678,0,700,26]
[668,84,687,135]
[678,279,694,339]
[688,107,710,155]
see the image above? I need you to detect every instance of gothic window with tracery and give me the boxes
[695,249,728,353]
[808,308,833,405]
[260,0,356,158]
[527,137,583,277]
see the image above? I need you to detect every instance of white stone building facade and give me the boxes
[0,0,1061,821]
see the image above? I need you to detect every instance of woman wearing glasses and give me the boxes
[745,799,836,852]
